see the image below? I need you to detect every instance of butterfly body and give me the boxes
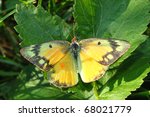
[20,37,130,88]
[69,39,80,59]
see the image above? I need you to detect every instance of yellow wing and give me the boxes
[78,38,130,83]
[20,40,70,71]
[48,51,78,87]
[79,51,108,83]
[21,41,78,87]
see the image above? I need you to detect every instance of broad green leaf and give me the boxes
[99,57,150,99]
[5,0,20,11]
[137,38,150,57]
[14,4,71,46]
[72,0,150,99]
[74,0,130,38]
[107,0,150,66]
[74,0,150,64]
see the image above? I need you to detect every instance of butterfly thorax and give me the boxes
[70,41,80,59]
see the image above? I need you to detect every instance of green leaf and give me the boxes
[137,38,150,57]
[14,4,71,46]
[98,57,150,99]
[0,70,19,77]
[74,0,150,64]
[128,90,150,100]
[73,0,150,99]
[0,67,66,99]
[0,56,23,68]
[5,0,20,11]
[74,0,129,38]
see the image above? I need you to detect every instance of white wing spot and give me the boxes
[116,46,123,51]
[39,59,45,65]
[107,54,113,60]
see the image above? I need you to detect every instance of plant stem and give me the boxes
[48,0,51,13]
[92,82,100,100]
[0,9,16,23]
[38,0,43,6]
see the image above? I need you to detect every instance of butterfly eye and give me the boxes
[98,42,101,45]
[49,44,52,48]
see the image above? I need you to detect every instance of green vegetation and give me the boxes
[0,0,150,100]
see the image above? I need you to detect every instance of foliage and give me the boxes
[15,4,71,46]
[0,0,150,100]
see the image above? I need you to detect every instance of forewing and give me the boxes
[20,41,70,71]
[79,38,130,65]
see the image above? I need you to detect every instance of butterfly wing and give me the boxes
[20,41,70,71]
[78,38,130,83]
[48,50,78,87]
[78,50,108,83]
[20,41,78,87]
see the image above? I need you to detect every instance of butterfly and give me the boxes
[20,37,130,88]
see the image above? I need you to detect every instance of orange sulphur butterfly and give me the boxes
[20,37,130,88]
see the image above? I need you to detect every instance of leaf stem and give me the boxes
[92,82,100,100]
[38,0,43,6]
[48,0,51,13]
[0,9,16,23]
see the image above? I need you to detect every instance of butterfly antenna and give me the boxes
[69,22,78,42]
[72,22,80,40]
[73,22,76,36]
[68,30,73,39]
[67,24,75,41]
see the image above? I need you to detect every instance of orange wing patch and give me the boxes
[41,47,66,65]
[20,41,70,71]
[60,63,65,69]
